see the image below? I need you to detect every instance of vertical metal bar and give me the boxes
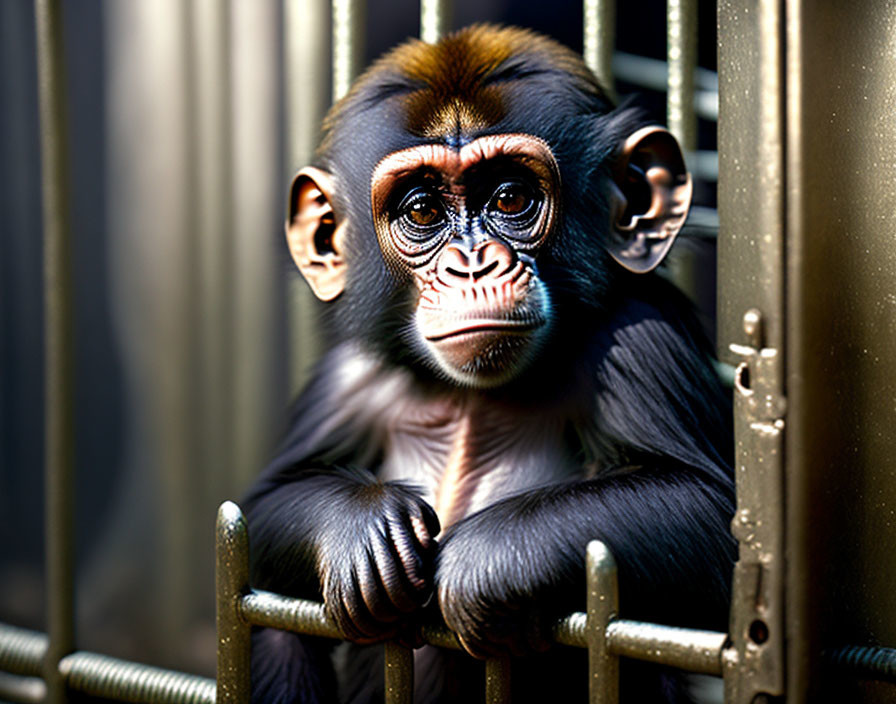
[583,0,615,94]
[586,541,618,704]
[484,658,511,704]
[284,0,330,396]
[718,0,788,700]
[193,0,237,506]
[383,642,414,704]
[420,0,450,44]
[332,0,364,101]
[34,1,75,700]
[666,0,697,153]
[231,0,283,491]
[216,502,251,704]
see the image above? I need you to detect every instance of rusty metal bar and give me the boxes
[215,502,251,704]
[583,0,615,94]
[332,0,364,100]
[59,653,215,704]
[586,541,619,704]
[34,0,75,700]
[666,0,697,153]
[384,642,414,704]
[484,658,511,704]
[420,0,450,44]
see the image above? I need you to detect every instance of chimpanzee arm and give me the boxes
[435,464,735,659]
[244,466,440,642]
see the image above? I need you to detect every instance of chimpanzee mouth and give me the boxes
[424,318,545,342]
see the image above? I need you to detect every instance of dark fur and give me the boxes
[245,26,734,703]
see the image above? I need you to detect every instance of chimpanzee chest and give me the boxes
[379,397,581,530]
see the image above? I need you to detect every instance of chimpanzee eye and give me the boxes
[399,190,445,229]
[488,182,537,219]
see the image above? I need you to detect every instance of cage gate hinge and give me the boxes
[723,308,786,704]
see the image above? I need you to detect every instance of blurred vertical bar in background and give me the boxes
[34,0,75,699]
[284,0,330,396]
[105,0,197,653]
[188,0,239,637]
[230,0,284,491]
[332,0,365,101]
[583,0,615,95]
[192,0,236,526]
[666,0,697,154]
[420,0,451,44]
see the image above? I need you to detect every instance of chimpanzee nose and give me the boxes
[437,241,516,283]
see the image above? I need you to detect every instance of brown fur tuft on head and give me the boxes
[318,25,612,155]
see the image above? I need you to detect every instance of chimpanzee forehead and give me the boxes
[370,133,558,186]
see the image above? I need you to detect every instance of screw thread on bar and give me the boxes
[59,653,215,704]
[825,645,896,684]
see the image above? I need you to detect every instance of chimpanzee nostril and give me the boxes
[446,267,470,279]
[473,260,500,280]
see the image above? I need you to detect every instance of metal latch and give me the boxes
[723,309,786,703]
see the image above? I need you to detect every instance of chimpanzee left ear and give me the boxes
[285,166,348,301]
[607,126,692,273]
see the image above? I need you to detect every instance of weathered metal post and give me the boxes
[216,502,252,704]
[586,541,619,704]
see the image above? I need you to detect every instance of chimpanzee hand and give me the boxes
[315,480,441,644]
[434,489,583,659]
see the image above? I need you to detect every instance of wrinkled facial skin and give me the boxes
[370,133,561,387]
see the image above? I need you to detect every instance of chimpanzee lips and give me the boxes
[423,317,545,342]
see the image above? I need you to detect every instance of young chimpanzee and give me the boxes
[244,25,734,704]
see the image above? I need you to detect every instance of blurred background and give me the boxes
[0,0,718,677]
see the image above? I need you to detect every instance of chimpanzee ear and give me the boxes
[607,126,692,274]
[285,166,347,301]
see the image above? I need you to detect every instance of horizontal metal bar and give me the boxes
[0,624,48,678]
[606,620,726,676]
[825,645,896,684]
[0,671,46,704]
[241,589,342,639]
[59,652,216,704]
[239,590,725,678]
[553,612,588,648]
[420,623,462,650]
[613,52,718,121]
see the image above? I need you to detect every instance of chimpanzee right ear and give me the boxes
[607,126,692,274]
[285,167,347,301]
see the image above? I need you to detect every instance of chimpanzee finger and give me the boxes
[406,498,440,550]
[378,515,430,611]
[356,536,403,624]
[339,565,397,643]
